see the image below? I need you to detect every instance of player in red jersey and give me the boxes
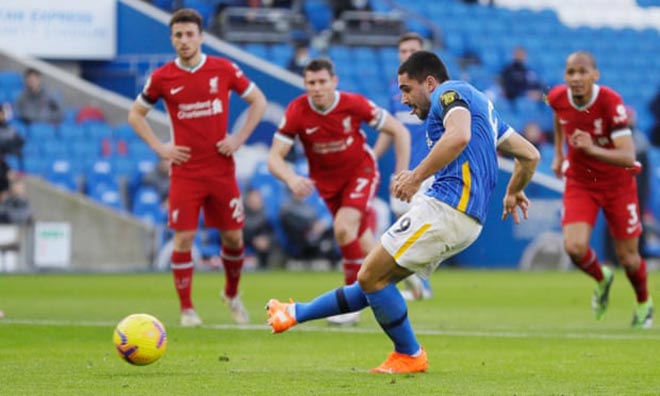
[267,58,410,325]
[547,51,652,328]
[128,9,267,326]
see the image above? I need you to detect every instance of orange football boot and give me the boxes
[369,348,428,374]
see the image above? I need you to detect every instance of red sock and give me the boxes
[222,245,244,298]
[626,258,649,303]
[339,239,363,285]
[572,248,603,282]
[171,250,194,310]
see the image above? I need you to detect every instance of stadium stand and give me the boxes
[3,0,659,269]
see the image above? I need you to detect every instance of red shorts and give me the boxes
[168,176,244,231]
[319,166,379,236]
[562,178,642,240]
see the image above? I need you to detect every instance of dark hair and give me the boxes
[398,32,424,47]
[569,51,597,69]
[303,58,335,76]
[170,8,203,32]
[24,67,40,78]
[398,51,449,83]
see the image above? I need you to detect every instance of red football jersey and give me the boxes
[275,91,385,193]
[547,84,633,188]
[139,54,253,179]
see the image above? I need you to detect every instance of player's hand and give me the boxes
[569,130,593,152]
[550,156,564,179]
[626,160,642,175]
[502,191,530,225]
[159,142,191,165]
[216,135,241,157]
[287,175,315,199]
[393,170,421,203]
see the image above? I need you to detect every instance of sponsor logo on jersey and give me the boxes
[177,100,223,119]
[305,126,320,134]
[440,90,460,107]
[170,86,184,95]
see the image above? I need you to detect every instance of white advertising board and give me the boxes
[34,222,71,268]
[0,0,116,59]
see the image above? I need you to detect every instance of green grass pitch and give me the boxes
[0,269,659,395]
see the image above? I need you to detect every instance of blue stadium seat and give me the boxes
[113,123,138,142]
[182,0,217,28]
[28,122,57,141]
[0,71,23,91]
[59,123,87,140]
[132,186,165,224]
[23,157,49,176]
[303,0,333,32]
[85,122,113,142]
[47,159,78,192]
[86,159,117,195]
[91,188,125,211]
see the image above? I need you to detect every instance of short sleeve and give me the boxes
[228,62,253,97]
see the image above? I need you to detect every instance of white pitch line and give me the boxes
[1,318,658,340]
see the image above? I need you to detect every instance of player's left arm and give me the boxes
[216,85,267,156]
[377,112,410,175]
[394,107,470,202]
[497,132,541,224]
[570,128,636,168]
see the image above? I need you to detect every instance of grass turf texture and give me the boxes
[0,270,658,395]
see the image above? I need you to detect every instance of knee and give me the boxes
[173,232,195,251]
[334,222,356,245]
[357,266,376,293]
[221,232,243,249]
[564,239,588,260]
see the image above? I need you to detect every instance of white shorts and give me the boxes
[381,194,483,278]
[389,176,434,217]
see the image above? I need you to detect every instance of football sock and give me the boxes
[572,248,603,282]
[339,239,363,285]
[221,245,244,298]
[171,250,194,310]
[295,282,368,323]
[625,258,649,303]
[365,282,420,355]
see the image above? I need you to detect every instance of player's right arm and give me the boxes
[128,102,191,165]
[267,137,314,199]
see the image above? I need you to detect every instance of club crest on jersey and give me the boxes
[209,77,219,94]
[440,90,460,107]
[343,116,352,133]
[593,118,603,135]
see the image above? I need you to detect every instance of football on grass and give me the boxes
[113,313,167,365]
